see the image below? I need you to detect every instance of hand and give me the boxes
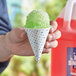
[1,21,61,61]
[44,21,61,53]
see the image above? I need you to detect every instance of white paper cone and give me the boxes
[25,28,50,62]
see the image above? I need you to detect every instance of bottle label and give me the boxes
[67,47,76,76]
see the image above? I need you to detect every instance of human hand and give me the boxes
[44,21,61,53]
[0,21,61,62]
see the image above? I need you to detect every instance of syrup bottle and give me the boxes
[51,0,76,76]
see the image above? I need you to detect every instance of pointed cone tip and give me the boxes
[35,57,40,63]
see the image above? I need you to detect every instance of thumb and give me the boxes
[9,28,28,43]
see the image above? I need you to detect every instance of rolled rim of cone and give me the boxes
[25,26,51,30]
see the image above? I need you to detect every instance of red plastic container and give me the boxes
[51,0,76,76]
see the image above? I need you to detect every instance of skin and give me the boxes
[0,21,61,62]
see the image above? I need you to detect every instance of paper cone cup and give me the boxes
[25,28,50,62]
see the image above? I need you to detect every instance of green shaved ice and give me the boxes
[25,10,50,29]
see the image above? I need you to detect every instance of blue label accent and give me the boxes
[67,47,76,76]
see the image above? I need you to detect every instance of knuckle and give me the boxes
[53,30,61,39]
[47,34,52,41]
[14,27,20,31]
[54,21,58,28]
[15,27,25,32]
[52,40,58,48]
[47,49,51,52]
[51,21,58,32]
[20,28,25,32]
[58,30,61,37]
[56,30,61,39]
[45,42,49,48]
[53,40,58,48]
[56,30,61,36]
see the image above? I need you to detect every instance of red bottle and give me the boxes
[51,0,76,76]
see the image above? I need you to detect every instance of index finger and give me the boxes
[50,21,58,33]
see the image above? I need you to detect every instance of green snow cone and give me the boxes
[25,10,50,29]
[25,10,51,62]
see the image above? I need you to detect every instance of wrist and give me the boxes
[0,34,12,62]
